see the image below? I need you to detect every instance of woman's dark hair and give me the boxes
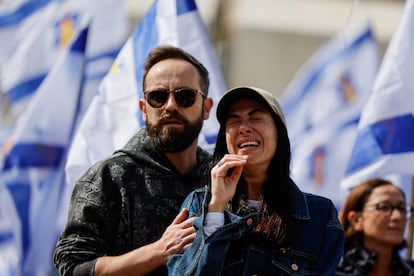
[339,178,407,252]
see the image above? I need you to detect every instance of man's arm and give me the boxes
[93,208,196,275]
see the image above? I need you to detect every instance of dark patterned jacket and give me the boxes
[336,246,414,275]
[53,128,212,276]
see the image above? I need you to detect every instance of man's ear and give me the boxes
[139,99,147,122]
[347,211,363,231]
[203,98,213,120]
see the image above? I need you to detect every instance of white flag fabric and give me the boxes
[0,0,59,65]
[0,0,128,122]
[280,25,379,140]
[341,0,414,191]
[65,0,227,188]
[281,25,379,206]
[0,22,89,275]
[290,110,360,208]
[65,0,129,118]
[0,185,21,276]
[0,0,63,116]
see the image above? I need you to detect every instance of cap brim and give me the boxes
[216,86,270,124]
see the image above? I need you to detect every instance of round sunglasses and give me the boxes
[144,88,206,108]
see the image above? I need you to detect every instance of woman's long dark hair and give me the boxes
[212,99,295,245]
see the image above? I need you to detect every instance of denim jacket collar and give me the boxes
[289,182,311,220]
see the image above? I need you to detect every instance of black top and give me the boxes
[336,246,414,276]
[54,128,212,276]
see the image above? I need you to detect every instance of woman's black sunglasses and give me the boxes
[144,88,206,108]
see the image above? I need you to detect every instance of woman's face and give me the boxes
[356,185,408,251]
[224,97,277,168]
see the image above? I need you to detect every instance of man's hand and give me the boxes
[155,208,196,258]
[94,208,196,275]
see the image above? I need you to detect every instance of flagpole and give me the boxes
[406,176,414,260]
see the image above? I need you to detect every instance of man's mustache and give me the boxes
[158,111,188,124]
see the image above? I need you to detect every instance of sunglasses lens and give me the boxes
[145,89,200,108]
[147,90,168,108]
[175,89,196,107]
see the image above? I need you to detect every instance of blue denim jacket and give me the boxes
[168,183,344,276]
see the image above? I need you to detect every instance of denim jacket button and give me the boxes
[291,263,299,271]
[246,218,253,225]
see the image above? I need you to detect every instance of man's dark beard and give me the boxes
[147,110,203,153]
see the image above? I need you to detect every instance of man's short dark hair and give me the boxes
[142,45,210,95]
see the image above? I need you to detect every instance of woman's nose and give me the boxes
[238,119,253,133]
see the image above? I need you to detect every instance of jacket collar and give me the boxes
[289,182,311,220]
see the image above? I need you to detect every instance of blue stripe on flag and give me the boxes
[3,143,65,170]
[283,27,375,113]
[0,0,54,26]
[85,47,122,81]
[7,74,46,103]
[132,1,159,126]
[6,183,31,257]
[177,0,197,15]
[345,113,414,174]
[0,232,13,243]
[70,27,88,53]
[87,48,121,63]
[84,72,107,82]
[205,133,218,145]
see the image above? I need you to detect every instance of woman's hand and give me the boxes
[208,154,248,212]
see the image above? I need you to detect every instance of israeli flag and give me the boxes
[66,0,129,118]
[341,0,414,191]
[0,21,89,275]
[291,109,360,208]
[280,24,379,140]
[282,25,379,206]
[65,0,227,188]
[0,0,128,123]
[0,0,63,116]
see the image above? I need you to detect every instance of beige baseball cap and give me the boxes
[216,86,286,126]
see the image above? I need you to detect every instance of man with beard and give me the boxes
[54,46,213,276]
